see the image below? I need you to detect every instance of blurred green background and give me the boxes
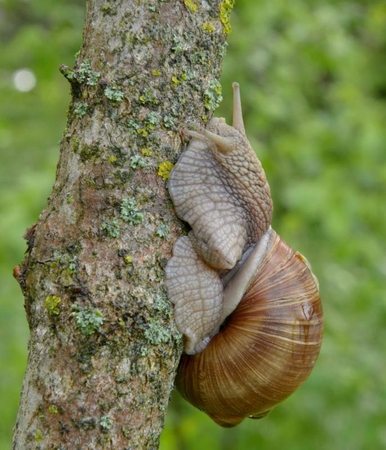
[1,0,385,449]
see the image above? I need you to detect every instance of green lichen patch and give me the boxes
[101,3,117,15]
[144,320,171,346]
[74,101,89,118]
[204,79,223,111]
[120,198,145,225]
[100,219,121,238]
[145,111,160,130]
[220,41,228,58]
[153,293,173,319]
[54,248,79,275]
[79,144,101,162]
[163,115,176,129]
[127,118,142,135]
[99,415,113,432]
[75,60,101,85]
[73,136,80,153]
[127,112,159,142]
[130,155,147,169]
[45,295,61,316]
[71,304,104,336]
[139,87,159,105]
[155,223,170,238]
[171,70,196,87]
[104,87,124,102]
[171,35,184,53]
[122,426,130,438]
[108,146,127,166]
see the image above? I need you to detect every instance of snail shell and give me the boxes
[165,82,323,426]
[175,229,323,427]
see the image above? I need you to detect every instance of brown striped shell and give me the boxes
[175,230,323,427]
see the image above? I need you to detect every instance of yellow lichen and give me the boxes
[141,148,153,157]
[158,161,174,181]
[202,22,215,33]
[152,69,161,76]
[137,128,148,137]
[108,155,117,163]
[35,430,44,443]
[184,0,198,13]
[48,405,59,414]
[45,295,61,316]
[171,76,180,85]
[220,0,235,34]
[124,255,133,264]
[172,74,187,86]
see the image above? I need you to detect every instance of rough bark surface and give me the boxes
[12,0,228,448]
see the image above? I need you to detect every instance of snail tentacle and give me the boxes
[231,82,246,135]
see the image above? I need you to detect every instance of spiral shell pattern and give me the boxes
[175,230,323,427]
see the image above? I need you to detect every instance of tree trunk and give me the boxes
[12,0,230,448]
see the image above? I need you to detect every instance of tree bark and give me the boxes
[12,0,229,448]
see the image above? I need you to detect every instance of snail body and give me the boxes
[165,83,323,427]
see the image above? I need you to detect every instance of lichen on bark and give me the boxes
[12,0,229,449]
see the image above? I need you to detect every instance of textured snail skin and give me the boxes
[165,83,323,426]
[166,235,224,354]
[165,83,274,354]
[168,115,273,271]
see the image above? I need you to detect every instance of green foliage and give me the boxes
[1,1,385,449]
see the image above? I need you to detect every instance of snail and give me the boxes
[165,83,323,427]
